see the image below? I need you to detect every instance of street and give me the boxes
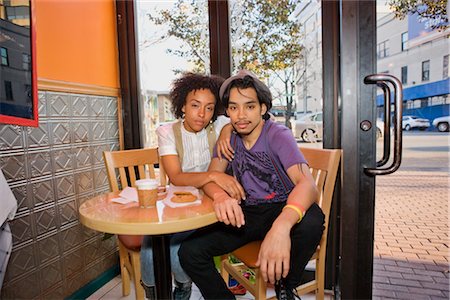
[373,132,449,299]
[299,131,450,298]
[298,131,450,173]
[377,131,449,173]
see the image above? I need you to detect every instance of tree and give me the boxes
[388,0,448,30]
[148,0,303,128]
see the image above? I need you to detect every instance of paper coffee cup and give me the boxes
[135,179,158,208]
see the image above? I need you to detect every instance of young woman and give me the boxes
[140,73,244,300]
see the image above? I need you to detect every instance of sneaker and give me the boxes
[173,280,192,300]
[274,280,301,300]
[229,283,247,295]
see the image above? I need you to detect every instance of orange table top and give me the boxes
[79,191,218,235]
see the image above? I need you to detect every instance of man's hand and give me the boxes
[255,222,291,284]
[212,192,245,228]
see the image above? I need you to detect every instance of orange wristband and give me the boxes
[287,202,306,215]
[283,204,304,223]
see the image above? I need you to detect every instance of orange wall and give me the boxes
[35,0,120,88]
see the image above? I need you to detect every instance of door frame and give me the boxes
[118,0,379,298]
[336,1,377,299]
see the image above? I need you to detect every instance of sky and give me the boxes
[135,0,395,93]
[136,0,189,92]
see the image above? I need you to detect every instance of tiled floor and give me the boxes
[87,275,328,300]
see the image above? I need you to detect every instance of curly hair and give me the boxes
[170,73,225,121]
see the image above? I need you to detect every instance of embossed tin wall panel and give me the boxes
[75,170,94,194]
[2,270,42,299]
[73,121,91,143]
[50,121,72,145]
[0,90,120,299]
[93,167,109,189]
[40,259,63,291]
[37,233,61,264]
[52,148,74,173]
[31,177,55,208]
[85,260,106,283]
[10,183,30,213]
[43,285,65,300]
[26,122,50,148]
[0,154,27,182]
[28,150,53,178]
[34,206,58,235]
[58,199,78,226]
[64,272,85,297]
[84,239,104,266]
[0,126,24,150]
[92,121,106,141]
[72,95,91,117]
[73,146,92,168]
[4,243,37,281]
[9,215,34,245]
[48,93,71,117]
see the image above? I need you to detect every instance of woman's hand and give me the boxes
[209,171,245,201]
[212,192,245,227]
[216,124,234,161]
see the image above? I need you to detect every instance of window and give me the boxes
[4,81,13,100]
[5,5,30,21]
[401,32,408,51]
[25,84,32,102]
[443,55,449,79]
[422,60,430,81]
[377,40,389,58]
[0,47,8,66]
[401,66,407,84]
[22,53,31,70]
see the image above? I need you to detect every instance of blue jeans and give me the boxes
[140,231,193,288]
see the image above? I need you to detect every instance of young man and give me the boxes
[179,70,325,299]
[140,73,243,300]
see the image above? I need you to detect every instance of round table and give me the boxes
[79,191,217,299]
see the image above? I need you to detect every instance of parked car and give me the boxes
[402,115,430,131]
[432,116,450,132]
[294,112,384,142]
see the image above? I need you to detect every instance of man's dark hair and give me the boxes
[170,73,225,121]
[220,71,272,120]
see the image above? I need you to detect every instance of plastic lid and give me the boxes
[135,179,158,189]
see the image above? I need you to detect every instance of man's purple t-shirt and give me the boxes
[214,120,307,206]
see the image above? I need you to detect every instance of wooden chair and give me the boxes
[220,147,341,300]
[103,148,167,300]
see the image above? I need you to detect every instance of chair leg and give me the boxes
[255,268,267,300]
[316,257,325,300]
[130,250,145,300]
[118,241,131,296]
[220,256,231,287]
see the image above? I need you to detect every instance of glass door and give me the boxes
[135,0,211,148]
[372,2,449,299]
[337,1,449,298]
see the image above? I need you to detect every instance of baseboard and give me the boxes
[65,264,120,300]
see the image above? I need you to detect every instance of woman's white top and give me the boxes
[156,115,229,172]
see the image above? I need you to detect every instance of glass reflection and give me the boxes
[0,0,32,119]
[135,0,210,148]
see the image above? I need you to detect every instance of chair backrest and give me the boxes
[299,147,341,245]
[103,148,167,192]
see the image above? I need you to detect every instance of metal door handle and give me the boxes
[376,81,391,167]
[363,74,403,176]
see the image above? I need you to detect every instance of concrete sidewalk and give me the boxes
[373,170,449,299]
